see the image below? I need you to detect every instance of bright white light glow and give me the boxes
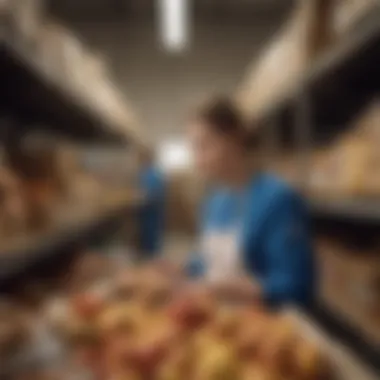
[158,139,192,172]
[158,0,189,52]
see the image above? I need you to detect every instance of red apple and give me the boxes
[103,337,135,375]
[168,296,213,330]
[71,293,104,319]
[125,337,170,377]
[211,308,241,340]
[74,344,108,380]
[258,328,296,376]
[74,345,101,367]
[235,325,265,361]
[292,338,330,380]
[98,304,141,339]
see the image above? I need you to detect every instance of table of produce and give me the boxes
[0,256,377,380]
[47,266,330,380]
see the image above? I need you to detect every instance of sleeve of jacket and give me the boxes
[142,169,165,203]
[260,189,315,307]
[185,193,213,278]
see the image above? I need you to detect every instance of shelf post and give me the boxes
[262,115,280,170]
[294,88,312,192]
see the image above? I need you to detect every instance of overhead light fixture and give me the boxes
[157,0,190,53]
[158,139,192,172]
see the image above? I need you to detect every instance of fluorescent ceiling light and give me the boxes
[157,0,189,53]
[158,139,192,172]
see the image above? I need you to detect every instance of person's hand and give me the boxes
[149,258,184,278]
[209,276,262,304]
[163,279,212,305]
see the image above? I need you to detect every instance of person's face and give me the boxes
[188,120,240,182]
[136,149,152,168]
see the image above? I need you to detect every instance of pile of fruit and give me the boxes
[54,267,331,380]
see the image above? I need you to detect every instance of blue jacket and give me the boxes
[139,165,165,256]
[187,173,315,307]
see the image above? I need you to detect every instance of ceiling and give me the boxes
[48,0,294,22]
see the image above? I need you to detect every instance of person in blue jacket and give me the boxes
[185,96,315,308]
[137,148,165,259]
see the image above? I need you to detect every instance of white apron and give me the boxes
[201,188,249,284]
[201,227,244,284]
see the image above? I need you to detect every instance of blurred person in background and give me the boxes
[184,96,315,308]
[136,147,165,260]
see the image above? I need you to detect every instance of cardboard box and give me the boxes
[288,309,378,380]
[352,101,380,197]
[237,0,334,120]
[317,239,380,345]
[317,239,352,297]
[342,253,380,322]
[310,135,372,197]
[166,170,205,235]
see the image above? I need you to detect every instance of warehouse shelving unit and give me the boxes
[0,38,145,146]
[0,11,147,289]
[253,7,380,139]
[310,198,380,224]
[0,192,144,289]
[253,5,380,216]
[0,40,122,143]
[241,4,380,372]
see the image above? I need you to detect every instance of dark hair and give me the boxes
[193,95,259,150]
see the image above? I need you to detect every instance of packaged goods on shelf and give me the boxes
[237,0,334,121]
[362,155,380,197]
[352,101,380,197]
[0,167,28,237]
[355,100,380,140]
[54,146,103,205]
[64,253,114,294]
[53,147,81,194]
[166,170,205,234]
[0,300,32,365]
[23,180,58,230]
[67,174,103,206]
[82,148,138,186]
[309,100,380,198]
[0,150,54,235]
[4,136,58,181]
[3,136,69,208]
[0,136,119,238]
[57,250,131,294]
[317,238,380,345]
[5,135,99,197]
[317,238,349,297]
[310,135,369,197]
